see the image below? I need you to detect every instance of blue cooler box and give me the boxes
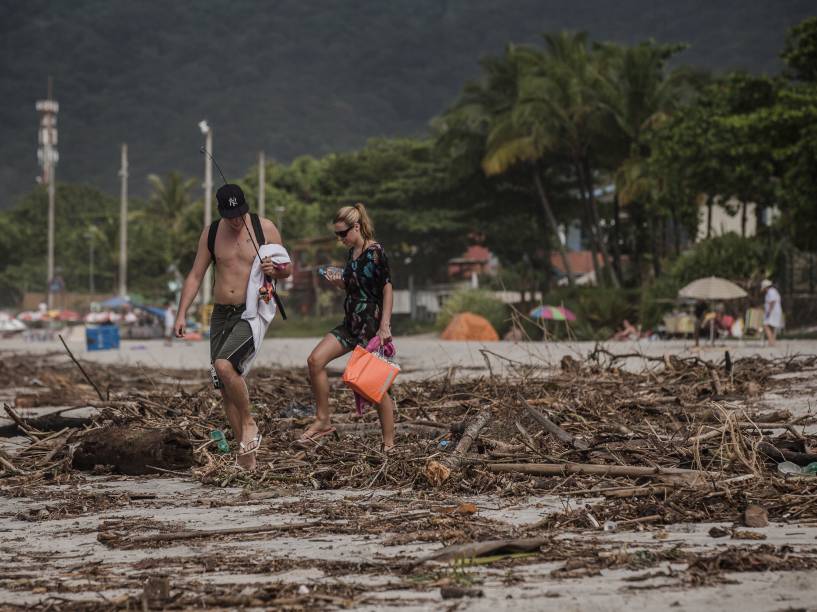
[86,325,120,351]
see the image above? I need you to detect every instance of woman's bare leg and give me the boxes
[765,325,777,346]
[376,392,395,450]
[305,334,349,434]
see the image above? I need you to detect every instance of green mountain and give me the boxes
[1,0,813,205]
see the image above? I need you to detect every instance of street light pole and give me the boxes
[199,121,213,305]
[118,143,128,296]
[36,77,59,308]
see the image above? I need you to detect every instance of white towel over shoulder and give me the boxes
[241,244,291,374]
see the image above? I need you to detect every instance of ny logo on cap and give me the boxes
[228,197,238,207]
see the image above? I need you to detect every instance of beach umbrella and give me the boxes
[678,276,747,301]
[530,305,577,321]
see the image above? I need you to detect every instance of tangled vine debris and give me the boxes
[2,348,817,609]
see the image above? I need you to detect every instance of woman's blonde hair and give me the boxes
[334,202,375,241]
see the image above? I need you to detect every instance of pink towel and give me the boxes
[354,336,396,415]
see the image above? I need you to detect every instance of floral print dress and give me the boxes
[330,242,391,350]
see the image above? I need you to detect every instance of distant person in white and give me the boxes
[164,302,176,346]
[761,279,782,346]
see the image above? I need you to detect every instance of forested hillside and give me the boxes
[1,0,813,204]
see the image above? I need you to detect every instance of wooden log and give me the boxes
[603,485,674,498]
[0,412,91,437]
[73,427,193,475]
[486,462,719,480]
[525,402,589,450]
[444,408,492,470]
[333,422,446,438]
[757,441,817,466]
[99,520,319,547]
[709,369,723,395]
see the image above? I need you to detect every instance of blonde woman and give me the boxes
[299,203,396,451]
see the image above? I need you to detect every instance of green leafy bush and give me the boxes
[436,289,510,336]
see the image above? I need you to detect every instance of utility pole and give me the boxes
[258,151,265,218]
[199,121,213,305]
[36,78,59,308]
[84,230,95,294]
[118,143,128,296]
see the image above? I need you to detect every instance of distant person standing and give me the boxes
[693,300,708,347]
[163,302,176,346]
[761,279,782,346]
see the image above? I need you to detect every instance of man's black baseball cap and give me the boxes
[216,184,249,218]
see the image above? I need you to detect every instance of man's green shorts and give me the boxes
[209,303,255,375]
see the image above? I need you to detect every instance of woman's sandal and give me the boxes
[294,426,338,448]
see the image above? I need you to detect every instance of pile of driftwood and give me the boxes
[2,347,817,527]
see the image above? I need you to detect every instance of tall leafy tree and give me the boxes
[439,45,577,286]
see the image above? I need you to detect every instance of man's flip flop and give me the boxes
[238,433,262,456]
[294,427,337,448]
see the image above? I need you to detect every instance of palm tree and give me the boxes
[484,33,619,286]
[480,34,616,286]
[594,40,703,280]
[437,47,576,286]
[147,172,196,219]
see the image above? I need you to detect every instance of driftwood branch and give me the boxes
[0,412,92,437]
[58,334,105,401]
[757,441,817,466]
[525,402,589,450]
[487,462,719,481]
[334,422,446,438]
[99,521,320,548]
[444,408,492,470]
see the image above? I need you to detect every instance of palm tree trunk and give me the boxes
[632,201,644,285]
[669,200,681,256]
[533,169,575,287]
[578,158,620,288]
[706,196,713,239]
[611,192,623,283]
[649,213,662,278]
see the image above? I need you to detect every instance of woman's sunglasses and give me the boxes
[334,225,354,238]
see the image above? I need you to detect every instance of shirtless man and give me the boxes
[174,184,290,470]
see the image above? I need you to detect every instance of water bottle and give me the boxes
[210,429,230,454]
[319,266,342,281]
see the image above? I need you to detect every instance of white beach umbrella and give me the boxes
[678,276,748,301]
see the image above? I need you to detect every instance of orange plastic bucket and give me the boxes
[342,346,400,404]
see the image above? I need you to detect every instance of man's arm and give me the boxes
[260,218,291,280]
[175,228,211,337]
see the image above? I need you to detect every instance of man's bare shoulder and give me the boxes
[259,217,282,244]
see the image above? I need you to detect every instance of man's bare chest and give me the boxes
[214,230,258,268]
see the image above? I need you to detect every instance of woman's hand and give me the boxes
[377,322,392,345]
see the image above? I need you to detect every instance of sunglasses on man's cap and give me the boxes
[334,225,355,238]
